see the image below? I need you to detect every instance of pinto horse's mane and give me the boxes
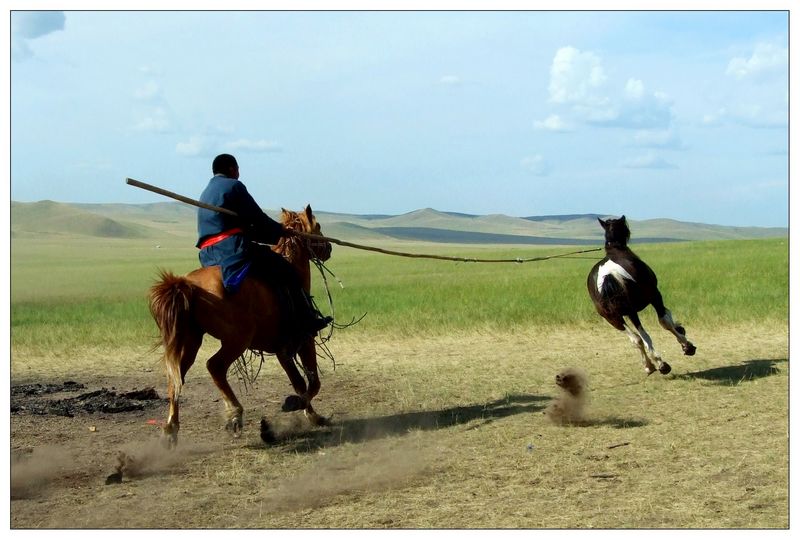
[600,216,631,250]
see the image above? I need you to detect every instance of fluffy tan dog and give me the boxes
[544,368,589,425]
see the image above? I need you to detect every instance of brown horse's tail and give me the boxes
[149,270,196,397]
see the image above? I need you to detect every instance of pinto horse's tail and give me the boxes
[599,274,631,314]
[149,270,196,397]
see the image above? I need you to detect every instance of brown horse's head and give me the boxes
[279,205,333,262]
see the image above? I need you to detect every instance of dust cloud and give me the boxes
[544,367,590,425]
[11,437,222,499]
[258,436,439,513]
[11,446,73,499]
[112,438,221,480]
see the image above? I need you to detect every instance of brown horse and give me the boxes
[148,205,332,447]
[587,216,696,375]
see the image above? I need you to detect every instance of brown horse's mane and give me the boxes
[274,208,309,263]
[280,208,306,228]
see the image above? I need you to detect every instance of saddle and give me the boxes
[223,262,252,293]
[222,262,296,327]
[222,261,328,341]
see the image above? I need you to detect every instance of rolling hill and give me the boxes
[9,200,788,244]
[10,201,156,239]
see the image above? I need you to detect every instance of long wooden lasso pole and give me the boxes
[125,178,601,263]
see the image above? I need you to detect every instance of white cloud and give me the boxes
[548,46,608,106]
[72,159,114,172]
[11,11,66,60]
[632,129,685,150]
[521,155,550,176]
[701,104,785,129]
[534,114,571,132]
[727,102,787,129]
[701,41,788,130]
[138,65,163,76]
[701,108,727,126]
[12,11,65,39]
[439,75,462,86]
[544,47,673,130]
[624,78,645,100]
[133,107,170,133]
[175,132,281,159]
[594,82,673,129]
[134,81,161,101]
[211,124,236,135]
[131,63,171,131]
[224,139,282,153]
[726,42,787,80]
[621,153,677,170]
[176,136,212,157]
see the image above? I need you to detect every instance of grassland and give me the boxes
[9,232,789,529]
[10,235,789,352]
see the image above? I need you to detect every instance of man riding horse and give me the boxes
[197,153,331,337]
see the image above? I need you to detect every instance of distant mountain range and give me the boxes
[10,200,788,244]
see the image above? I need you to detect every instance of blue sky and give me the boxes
[8,9,789,227]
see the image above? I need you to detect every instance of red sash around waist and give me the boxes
[198,228,243,249]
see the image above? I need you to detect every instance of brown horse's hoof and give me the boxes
[105,471,123,485]
[683,343,696,356]
[282,395,306,412]
[658,362,672,375]
[225,417,243,438]
[260,417,277,444]
[161,425,178,449]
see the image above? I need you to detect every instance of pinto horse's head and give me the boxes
[280,205,333,262]
[598,216,630,249]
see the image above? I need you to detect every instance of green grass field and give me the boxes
[10,236,789,352]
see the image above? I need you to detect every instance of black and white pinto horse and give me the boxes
[587,216,696,375]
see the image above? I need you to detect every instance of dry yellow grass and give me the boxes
[10,322,788,528]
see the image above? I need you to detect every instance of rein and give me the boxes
[311,257,366,330]
[274,211,365,373]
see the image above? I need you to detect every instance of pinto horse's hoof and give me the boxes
[260,417,278,444]
[282,395,306,412]
[658,362,672,375]
[683,343,696,356]
[304,409,330,427]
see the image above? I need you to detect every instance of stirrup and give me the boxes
[307,315,333,333]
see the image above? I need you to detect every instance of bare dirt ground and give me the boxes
[9,324,789,529]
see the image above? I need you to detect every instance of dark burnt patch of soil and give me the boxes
[11,381,165,417]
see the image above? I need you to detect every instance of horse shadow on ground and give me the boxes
[257,393,647,453]
[579,417,649,429]
[675,358,786,386]
[254,394,547,453]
